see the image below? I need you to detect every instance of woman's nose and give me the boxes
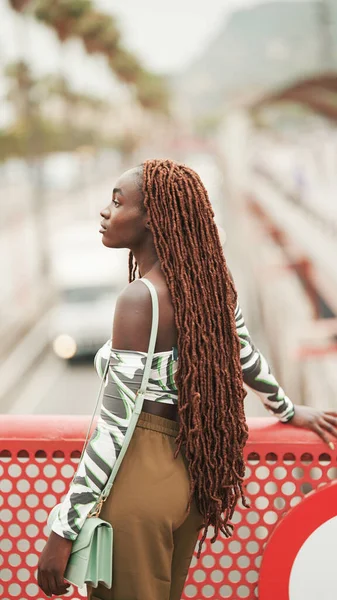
[100,206,110,219]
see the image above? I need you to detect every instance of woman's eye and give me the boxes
[112,199,120,207]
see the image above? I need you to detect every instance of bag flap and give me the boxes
[71,518,112,553]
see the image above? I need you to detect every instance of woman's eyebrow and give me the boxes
[112,187,123,196]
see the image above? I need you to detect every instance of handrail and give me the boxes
[0,414,324,443]
[1,416,335,600]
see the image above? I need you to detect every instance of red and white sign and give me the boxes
[259,480,337,599]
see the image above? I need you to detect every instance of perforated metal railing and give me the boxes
[1,416,336,600]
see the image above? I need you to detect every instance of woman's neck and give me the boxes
[132,245,160,278]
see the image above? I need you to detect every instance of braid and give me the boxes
[141,159,248,557]
[128,251,140,281]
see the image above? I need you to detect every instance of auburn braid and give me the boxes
[128,159,248,557]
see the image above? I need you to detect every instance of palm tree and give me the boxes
[4,61,47,156]
[108,49,142,85]
[42,75,112,158]
[74,11,119,55]
[8,0,31,11]
[40,74,80,125]
[135,71,170,113]
[99,21,120,58]
[34,0,91,41]
[5,60,50,280]
[5,60,37,123]
[8,0,170,115]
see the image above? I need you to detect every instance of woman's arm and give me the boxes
[234,298,337,446]
[51,421,117,540]
[229,270,337,447]
[38,281,150,596]
[234,300,295,422]
[51,282,149,540]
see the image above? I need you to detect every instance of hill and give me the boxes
[174,0,337,117]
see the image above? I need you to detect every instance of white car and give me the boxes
[51,283,119,360]
[49,222,129,360]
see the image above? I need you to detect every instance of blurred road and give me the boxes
[6,352,99,415]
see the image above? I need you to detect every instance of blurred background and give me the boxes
[0,0,336,417]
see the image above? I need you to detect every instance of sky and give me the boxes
[95,0,264,73]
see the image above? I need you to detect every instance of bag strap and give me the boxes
[101,277,159,499]
[70,278,159,517]
[75,278,159,477]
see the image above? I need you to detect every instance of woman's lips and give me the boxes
[99,226,107,234]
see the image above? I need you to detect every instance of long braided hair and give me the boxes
[129,159,249,557]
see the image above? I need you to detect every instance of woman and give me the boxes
[38,159,337,600]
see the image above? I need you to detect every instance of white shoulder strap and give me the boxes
[133,278,159,405]
[101,277,159,499]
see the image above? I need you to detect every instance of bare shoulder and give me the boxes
[117,278,152,308]
[112,279,152,351]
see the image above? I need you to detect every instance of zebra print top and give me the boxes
[50,300,294,541]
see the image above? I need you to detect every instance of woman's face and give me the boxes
[99,168,148,249]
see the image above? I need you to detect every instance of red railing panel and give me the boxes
[1,416,335,600]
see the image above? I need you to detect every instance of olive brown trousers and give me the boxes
[87,411,204,600]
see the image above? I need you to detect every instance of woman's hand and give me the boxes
[37,531,72,597]
[289,405,337,449]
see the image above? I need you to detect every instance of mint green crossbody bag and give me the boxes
[47,278,159,589]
